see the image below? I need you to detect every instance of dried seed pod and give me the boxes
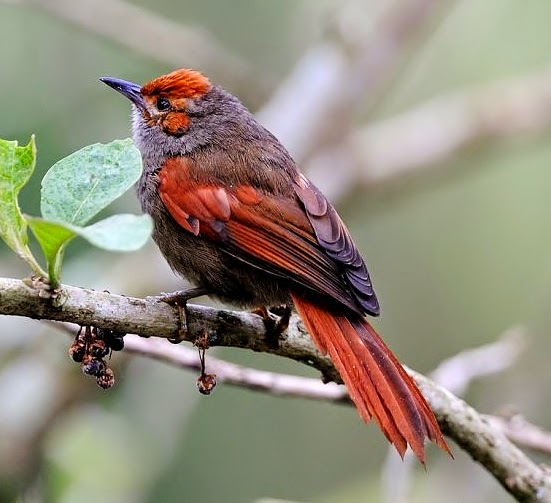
[69,327,87,362]
[90,340,109,359]
[196,373,217,395]
[68,340,86,363]
[81,356,105,376]
[68,325,120,389]
[96,367,115,390]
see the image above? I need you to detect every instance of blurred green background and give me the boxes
[1,1,551,502]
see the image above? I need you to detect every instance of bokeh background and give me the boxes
[1,1,551,502]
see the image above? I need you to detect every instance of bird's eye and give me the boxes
[156,98,171,111]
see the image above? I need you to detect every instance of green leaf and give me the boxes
[0,136,46,276]
[0,136,35,248]
[41,138,142,226]
[76,214,153,251]
[26,217,76,284]
[27,214,152,287]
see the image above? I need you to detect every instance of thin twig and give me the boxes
[123,335,348,402]
[124,334,551,458]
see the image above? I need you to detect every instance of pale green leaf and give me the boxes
[26,217,76,286]
[0,136,36,252]
[40,138,142,226]
[77,214,153,251]
[0,136,46,276]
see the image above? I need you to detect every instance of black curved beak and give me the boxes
[100,76,146,111]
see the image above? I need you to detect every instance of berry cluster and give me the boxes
[69,326,125,389]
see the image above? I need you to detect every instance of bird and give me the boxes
[100,68,450,462]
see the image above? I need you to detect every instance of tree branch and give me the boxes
[414,372,551,502]
[1,276,550,502]
[0,277,338,379]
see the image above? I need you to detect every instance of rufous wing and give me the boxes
[158,156,362,312]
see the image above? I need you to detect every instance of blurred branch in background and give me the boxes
[308,67,551,200]
[430,326,526,395]
[486,414,551,457]
[2,0,452,161]
[258,0,452,163]
[1,277,550,502]
[124,335,349,402]
[1,0,269,106]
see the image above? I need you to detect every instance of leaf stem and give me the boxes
[16,243,48,279]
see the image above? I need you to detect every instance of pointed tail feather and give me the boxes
[291,293,450,462]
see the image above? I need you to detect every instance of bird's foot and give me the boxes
[150,287,209,344]
[251,304,292,348]
[155,287,209,305]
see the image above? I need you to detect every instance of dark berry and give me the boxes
[108,336,125,351]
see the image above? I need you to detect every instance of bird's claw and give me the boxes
[168,303,188,344]
[150,287,209,344]
[252,304,292,348]
[153,287,209,305]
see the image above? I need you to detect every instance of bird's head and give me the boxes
[100,68,214,137]
[101,68,261,170]
[101,68,256,166]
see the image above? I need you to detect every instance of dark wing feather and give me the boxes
[294,173,379,315]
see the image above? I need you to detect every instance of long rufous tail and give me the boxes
[291,293,450,462]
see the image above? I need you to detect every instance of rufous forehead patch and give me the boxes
[141,68,211,98]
